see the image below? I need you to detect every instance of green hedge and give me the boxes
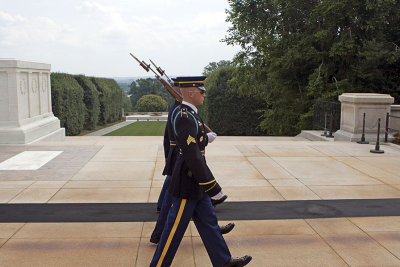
[201,66,267,136]
[74,75,100,130]
[51,73,125,135]
[51,73,85,135]
[91,77,123,124]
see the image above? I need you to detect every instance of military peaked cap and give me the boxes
[172,76,206,91]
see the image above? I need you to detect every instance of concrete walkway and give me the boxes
[86,115,168,136]
[86,121,136,136]
[1,136,400,266]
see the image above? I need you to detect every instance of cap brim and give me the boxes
[198,86,206,91]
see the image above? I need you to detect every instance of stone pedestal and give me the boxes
[0,59,65,144]
[334,93,394,142]
[390,105,400,134]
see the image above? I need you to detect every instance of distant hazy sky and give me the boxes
[0,0,239,77]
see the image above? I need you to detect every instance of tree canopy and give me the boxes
[224,0,400,135]
[135,94,168,112]
[129,78,174,110]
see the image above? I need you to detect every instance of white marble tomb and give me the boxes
[0,59,65,144]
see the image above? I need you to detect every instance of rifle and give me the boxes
[129,52,212,133]
[129,53,182,102]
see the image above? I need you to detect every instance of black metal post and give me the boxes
[327,110,334,138]
[385,112,389,142]
[321,112,327,136]
[357,113,369,144]
[370,118,384,154]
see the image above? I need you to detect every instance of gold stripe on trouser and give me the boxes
[156,199,187,267]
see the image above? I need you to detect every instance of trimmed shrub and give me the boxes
[51,73,85,135]
[51,73,124,135]
[74,75,100,130]
[91,77,123,124]
[136,94,168,112]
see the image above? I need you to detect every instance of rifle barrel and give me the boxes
[130,53,213,133]
[130,53,150,72]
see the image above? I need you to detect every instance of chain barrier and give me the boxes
[385,112,400,143]
[313,100,341,137]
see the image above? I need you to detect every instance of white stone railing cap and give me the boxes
[0,59,50,71]
[339,93,394,104]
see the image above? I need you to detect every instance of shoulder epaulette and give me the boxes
[173,107,198,137]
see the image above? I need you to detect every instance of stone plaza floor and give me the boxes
[1,135,400,266]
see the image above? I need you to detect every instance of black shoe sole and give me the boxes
[150,236,160,244]
[220,223,235,235]
[242,256,252,266]
[212,195,227,207]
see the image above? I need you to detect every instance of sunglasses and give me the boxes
[190,89,205,95]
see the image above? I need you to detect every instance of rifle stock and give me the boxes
[130,53,212,133]
[159,79,182,102]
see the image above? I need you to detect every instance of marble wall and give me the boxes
[0,59,65,144]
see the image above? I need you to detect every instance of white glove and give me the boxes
[211,190,224,200]
[207,132,217,143]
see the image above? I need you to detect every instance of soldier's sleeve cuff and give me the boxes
[204,182,222,198]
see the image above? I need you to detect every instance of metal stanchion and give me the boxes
[321,112,327,136]
[326,111,334,138]
[357,113,369,144]
[385,112,389,142]
[370,118,384,154]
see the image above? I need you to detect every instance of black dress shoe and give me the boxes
[220,222,235,235]
[223,255,252,267]
[150,235,160,244]
[211,195,227,207]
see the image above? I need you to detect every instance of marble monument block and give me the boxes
[0,59,65,144]
[334,93,394,142]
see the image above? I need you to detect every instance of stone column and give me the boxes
[0,59,65,144]
[334,93,394,142]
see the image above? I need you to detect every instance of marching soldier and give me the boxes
[150,77,251,267]
[151,84,233,244]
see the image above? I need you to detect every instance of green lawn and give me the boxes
[104,121,167,136]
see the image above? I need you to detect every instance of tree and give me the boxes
[203,60,232,76]
[224,0,400,135]
[129,78,174,109]
[122,94,132,113]
[202,64,267,135]
[135,94,168,112]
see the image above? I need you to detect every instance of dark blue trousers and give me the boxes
[150,196,231,267]
[157,175,171,209]
[152,189,173,239]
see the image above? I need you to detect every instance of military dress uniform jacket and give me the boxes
[162,100,180,176]
[168,104,221,200]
